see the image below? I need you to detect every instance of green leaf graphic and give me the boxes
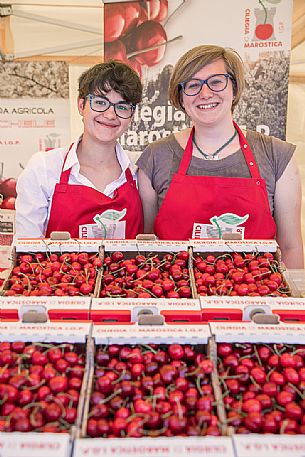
[100,209,127,221]
[211,213,249,227]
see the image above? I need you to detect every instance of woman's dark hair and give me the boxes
[78,60,142,105]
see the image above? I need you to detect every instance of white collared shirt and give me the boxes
[15,137,136,238]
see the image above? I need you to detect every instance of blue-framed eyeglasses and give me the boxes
[87,94,136,119]
[179,73,234,96]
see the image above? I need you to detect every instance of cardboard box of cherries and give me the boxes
[2,319,305,457]
[189,239,300,322]
[90,239,202,323]
[0,238,103,321]
[0,321,92,457]
[0,238,301,325]
[73,322,236,457]
[210,321,305,438]
[190,239,295,299]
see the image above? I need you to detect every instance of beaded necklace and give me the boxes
[192,128,238,160]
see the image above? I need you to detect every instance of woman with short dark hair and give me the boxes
[16,60,143,239]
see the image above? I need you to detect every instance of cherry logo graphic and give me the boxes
[254,1,276,41]
[255,23,273,40]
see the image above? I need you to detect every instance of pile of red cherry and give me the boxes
[100,250,192,299]
[193,251,290,297]
[217,342,305,434]
[3,251,102,296]
[0,163,16,210]
[0,341,85,433]
[87,343,220,438]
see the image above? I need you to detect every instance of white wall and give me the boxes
[69,65,85,140]
[286,43,305,249]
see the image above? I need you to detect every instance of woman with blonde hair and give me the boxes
[137,44,303,268]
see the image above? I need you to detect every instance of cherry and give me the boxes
[250,367,266,385]
[284,367,299,385]
[31,350,48,366]
[87,418,99,437]
[14,417,32,432]
[151,284,163,297]
[91,403,109,419]
[104,4,125,43]
[262,413,278,433]
[127,417,144,437]
[97,375,112,394]
[280,353,296,368]
[255,23,273,40]
[217,343,232,358]
[168,415,187,434]
[0,177,17,198]
[2,402,16,416]
[168,344,184,361]
[262,381,278,397]
[167,290,180,298]
[178,285,191,298]
[105,40,128,63]
[244,412,262,432]
[277,390,295,406]
[130,20,167,67]
[134,399,152,414]
[285,401,302,420]
[235,365,250,383]
[270,371,285,386]
[63,407,77,424]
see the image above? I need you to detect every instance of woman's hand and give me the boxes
[274,156,304,268]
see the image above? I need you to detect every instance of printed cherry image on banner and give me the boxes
[103,0,293,151]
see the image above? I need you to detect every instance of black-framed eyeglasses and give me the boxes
[87,94,136,119]
[179,73,234,96]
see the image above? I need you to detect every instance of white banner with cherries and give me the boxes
[103,0,292,150]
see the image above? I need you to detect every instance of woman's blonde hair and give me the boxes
[169,44,245,112]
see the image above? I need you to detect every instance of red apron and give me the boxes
[154,122,276,240]
[46,148,143,239]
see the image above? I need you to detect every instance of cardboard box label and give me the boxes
[190,239,277,253]
[92,298,200,311]
[1,296,91,308]
[15,238,101,252]
[210,321,305,344]
[93,323,210,344]
[104,240,189,252]
[233,434,305,457]
[74,437,234,457]
[136,241,189,252]
[267,297,305,308]
[200,296,269,309]
[102,240,139,251]
[0,432,69,457]
[0,322,91,342]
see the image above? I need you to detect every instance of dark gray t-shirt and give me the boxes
[136,130,295,216]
